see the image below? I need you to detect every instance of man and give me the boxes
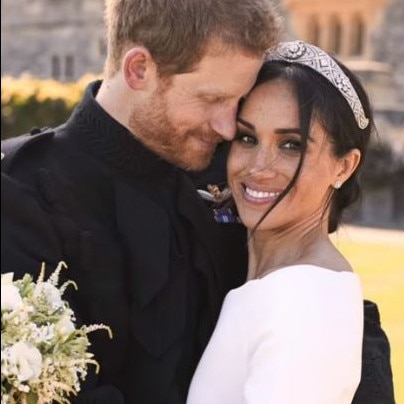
[1,0,281,402]
[1,1,395,403]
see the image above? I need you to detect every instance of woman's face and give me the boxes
[227,78,343,232]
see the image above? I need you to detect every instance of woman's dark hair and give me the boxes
[248,58,374,233]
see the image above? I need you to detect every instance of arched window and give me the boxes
[350,15,365,56]
[329,16,342,54]
[307,15,320,47]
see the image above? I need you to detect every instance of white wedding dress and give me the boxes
[187,265,363,404]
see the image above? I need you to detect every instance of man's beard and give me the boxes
[128,92,221,171]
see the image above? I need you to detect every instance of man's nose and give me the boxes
[210,104,237,141]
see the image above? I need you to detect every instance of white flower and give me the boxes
[35,281,64,309]
[55,315,76,337]
[8,341,43,382]
[1,262,112,403]
[1,272,14,284]
[35,323,56,343]
[1,273,23,311]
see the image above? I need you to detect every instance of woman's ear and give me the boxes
[336,148,361,184]
[122,47,157,90]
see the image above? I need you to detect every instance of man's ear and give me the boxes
[122,47,157,90]
[336,148,361,184]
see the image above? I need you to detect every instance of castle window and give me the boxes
[350,15,365,56]
[329,16,342,54]
[51,55,61,79]
[65,55,75,80]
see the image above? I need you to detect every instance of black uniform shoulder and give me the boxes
[1,127,56,174]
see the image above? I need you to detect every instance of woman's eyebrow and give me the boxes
[275,128,301,135]
[238,117,302,136]
[237,117,255,130]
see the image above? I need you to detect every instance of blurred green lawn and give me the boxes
[332,226,404,404]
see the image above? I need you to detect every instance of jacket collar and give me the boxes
[65,80,172,179]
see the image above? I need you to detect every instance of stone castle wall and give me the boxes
[2,0,404,93]
[1,0,106,80]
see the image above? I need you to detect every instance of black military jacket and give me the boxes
[1,81,247,403]
[1,81,394,403]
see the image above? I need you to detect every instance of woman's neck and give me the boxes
[246,223,351,280]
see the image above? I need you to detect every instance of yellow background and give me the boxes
[332,226,404,404]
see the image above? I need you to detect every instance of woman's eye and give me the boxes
[281,139,301,151]
[234,132,257,145]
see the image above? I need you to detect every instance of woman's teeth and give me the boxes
[245,187,281,199]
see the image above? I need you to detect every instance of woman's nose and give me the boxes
[248,149,278,177]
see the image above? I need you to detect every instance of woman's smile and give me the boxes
[243,184,283,205]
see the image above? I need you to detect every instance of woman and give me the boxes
[187,40,372,403]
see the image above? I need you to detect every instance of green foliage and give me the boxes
[1,75,98,140]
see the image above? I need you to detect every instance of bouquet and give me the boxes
[1,262,112,404]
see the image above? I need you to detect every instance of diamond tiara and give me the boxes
[266,40,370,129]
